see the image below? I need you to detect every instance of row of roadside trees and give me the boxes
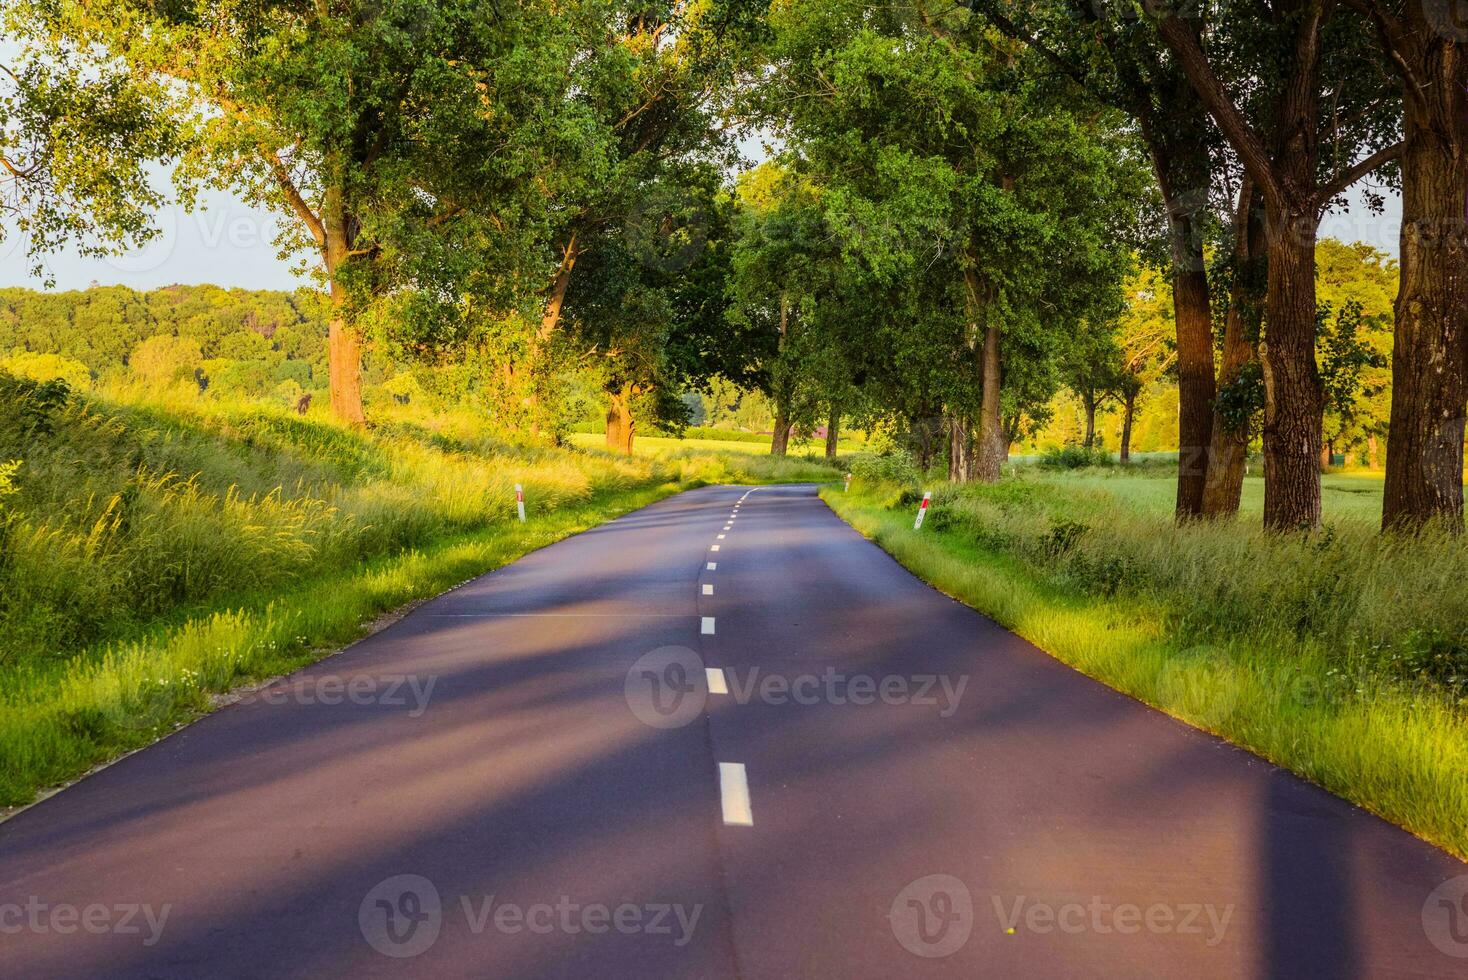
[2,0,1464,532]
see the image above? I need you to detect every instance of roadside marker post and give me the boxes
[515,483,526,523]
[844,472,852,492]
[913,491,932,530]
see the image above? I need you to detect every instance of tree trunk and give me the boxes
[323,190,365,427]
[1203,177,1266,518]
[1082,393,1098,448]
[605,386,635,455]
[916,417,935,472]
[1173,262,1215,516]
[825,407,840,460]
[529,234,579,438]
[1368,433,1380,471]
[1382,62,1468,532]
[1120,392,1136,463]
[1320,441,1332,472]
[770,405,791,456]
[974,324,1004,483]
[947,414,969,482]
[1260,206,1324,530]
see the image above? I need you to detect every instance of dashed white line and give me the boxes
[710,544,720,552]
[719,763,754,826]
[705,668,728,694]
[707,561,717,570]
[717,534,726,540]
[702,583,714,595]
[701,616,716,635]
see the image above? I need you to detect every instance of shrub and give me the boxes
[850,449,920,487]
[1039,444,1112,469]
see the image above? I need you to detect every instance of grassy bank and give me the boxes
[822,466,1468,859]
[0,376,838,806]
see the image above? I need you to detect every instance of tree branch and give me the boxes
[261,148,325,247]
[1342,0,1427,111]
[1143,1,1284,211]
[1315,140,1403,206]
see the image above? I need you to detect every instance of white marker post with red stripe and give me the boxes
[843,472,852,492]
[913,491,932,530]
[515,483,526,523]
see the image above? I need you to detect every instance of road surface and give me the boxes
[2,484,1466,978]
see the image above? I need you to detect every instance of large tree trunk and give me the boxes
[1203,178,1266,517]
[605,386,635,455]
[528,235,579,438]
[947,414,970,482]
[1382,56,1468,532]
[1260,206,1325,530]
[825,407,841,460]
[770,404,791,456]
[1143,136,1217,517]
[974,324,1005,483]
[1173,262,1216,516]
[323,190,365,427]
[1120,391,1137,463]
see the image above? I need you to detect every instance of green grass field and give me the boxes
[824,462,1468,859]
[1016,463,1389,525]
[0,377,840,807]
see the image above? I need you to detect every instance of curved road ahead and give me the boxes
[2,484,1466,977]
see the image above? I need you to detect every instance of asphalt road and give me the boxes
[2,483,1466,978]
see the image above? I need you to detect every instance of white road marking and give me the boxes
[719,763,754,826]
[701,616,716,635]
[707,562,717,570]
[702,583,713,595]
[717,533,726,540]
[705,668,728,694]
[710,544,720,552]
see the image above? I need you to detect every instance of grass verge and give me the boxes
[821,481,1468,861]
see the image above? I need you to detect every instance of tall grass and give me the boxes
[0,376,840,805]
[824,472,1468,857]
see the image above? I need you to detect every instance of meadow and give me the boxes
[0,374,839,806]
[823,455,1468,858]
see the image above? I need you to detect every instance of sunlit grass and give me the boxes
[823,478,1468,859]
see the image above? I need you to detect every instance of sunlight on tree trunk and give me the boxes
[605,386,636,455]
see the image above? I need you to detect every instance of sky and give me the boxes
[0,165,1403,295]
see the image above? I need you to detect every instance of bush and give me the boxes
[849,449,920,487]
[1039,444,1112,469]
